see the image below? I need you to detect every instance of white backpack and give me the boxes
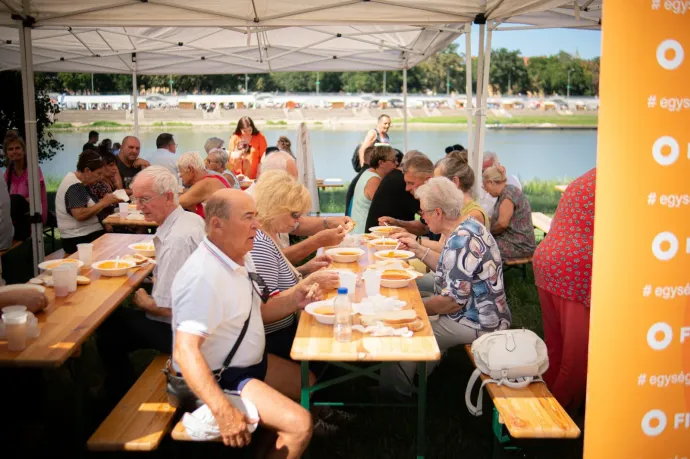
[465,329,549,416]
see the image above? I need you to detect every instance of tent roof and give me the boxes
[0,0,579,75]
[498,0,601,31]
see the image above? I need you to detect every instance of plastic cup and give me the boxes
[363,270,382,297]
[338,271,357,300]
[1,305,27,315]
[63,262,79,292]
[2,310,28,351]
[77,243,93,267]
[52,265,71,298]
[119,202,129,218]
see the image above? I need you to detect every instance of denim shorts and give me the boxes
[217,350,268,393]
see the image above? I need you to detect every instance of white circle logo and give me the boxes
[641,409,667,436]
[652,232,678,261]
[652,136,679,166]
[647,322,673,351]
[656,39,684,70]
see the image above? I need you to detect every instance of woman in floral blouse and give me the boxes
[482,163,536,260]
[532,167,595,414]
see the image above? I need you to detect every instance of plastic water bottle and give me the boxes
[333,287,352,343]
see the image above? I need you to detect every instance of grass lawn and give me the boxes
[4,180,576,459]
[393,114,598,126]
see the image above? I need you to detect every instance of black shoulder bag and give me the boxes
[164,306,253,412]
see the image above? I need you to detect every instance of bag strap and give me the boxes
[216,299,253,379]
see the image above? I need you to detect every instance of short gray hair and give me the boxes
[132,165,179,205]
[259,151,293,175]
[204,137,225,154]
[483,151,498,163]
[204,193,232,228]
[177,151,205,172]
[208,147,229,167]
[415,177,464,219]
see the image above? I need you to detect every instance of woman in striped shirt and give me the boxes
[251,170,339,359]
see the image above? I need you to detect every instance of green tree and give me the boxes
[489,48,529,95]
[0,72,62,163]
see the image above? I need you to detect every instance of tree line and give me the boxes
[35,45,599,98]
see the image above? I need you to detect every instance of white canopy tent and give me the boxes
[0,0,597,271]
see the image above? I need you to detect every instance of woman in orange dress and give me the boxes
[227,116,268,180]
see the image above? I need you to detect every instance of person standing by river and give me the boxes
[227,116,267,180]
[352,114,391,172]
[3,131,48,230]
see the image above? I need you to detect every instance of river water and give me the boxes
[40,127,597,182]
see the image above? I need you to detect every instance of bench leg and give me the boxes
[491,407,520,457]
[416,362,427,459]
[300,361,311,459]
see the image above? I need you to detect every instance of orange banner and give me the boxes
[584,1,690,457]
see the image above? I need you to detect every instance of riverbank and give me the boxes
[48,108,598,132]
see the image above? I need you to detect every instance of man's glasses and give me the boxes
[248,272,270,303]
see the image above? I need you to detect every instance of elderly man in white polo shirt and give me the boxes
[172,189,312,455]
[97,165,206,401]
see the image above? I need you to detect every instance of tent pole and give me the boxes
[464,23,473,163]
[403,54,408,153]
[19,20,44,271]
[475,27,493,196]
[472,23,485,196]
[132,53,139,138]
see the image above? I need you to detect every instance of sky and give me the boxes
[455,26,602,59]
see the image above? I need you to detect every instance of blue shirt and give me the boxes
[434,218,511,331]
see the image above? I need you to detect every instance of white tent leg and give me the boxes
[132,55,139,137]
[403,56,408,152]
[472,23,486,197]
[19,21,44,271]
[464,23,473,161]
[475,27,493,193]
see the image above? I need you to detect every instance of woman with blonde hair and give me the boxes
[3,130,48,225]
[251,170,339,359]
[434,150,489,227]
[482,162,536,260]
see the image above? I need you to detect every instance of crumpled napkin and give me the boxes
[182,391,259,440]
[352,322,413,338]
[112,189,129,202]
[353,295,406,315]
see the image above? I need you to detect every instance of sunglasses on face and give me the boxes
[248,271,270,303]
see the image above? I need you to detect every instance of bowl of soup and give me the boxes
[38,258,84,274]
[369,238,400,252]
[92,259,136,277]
[368,226,403,237]
[380,269,416,288]
[374,249,415,261]
[324,247,365,263]
[128,242,156,258]
[305,300,356,325]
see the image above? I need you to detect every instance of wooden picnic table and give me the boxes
[292,246,440,458]
[316,179,344,191]
[102,214,158,228]
[0,233,155,367]
[292,254,440,362]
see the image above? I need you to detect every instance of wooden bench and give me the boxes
[503,256,532,279]
[87,354,177,452]
[464,345,580,449]
[531,212,552,235]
